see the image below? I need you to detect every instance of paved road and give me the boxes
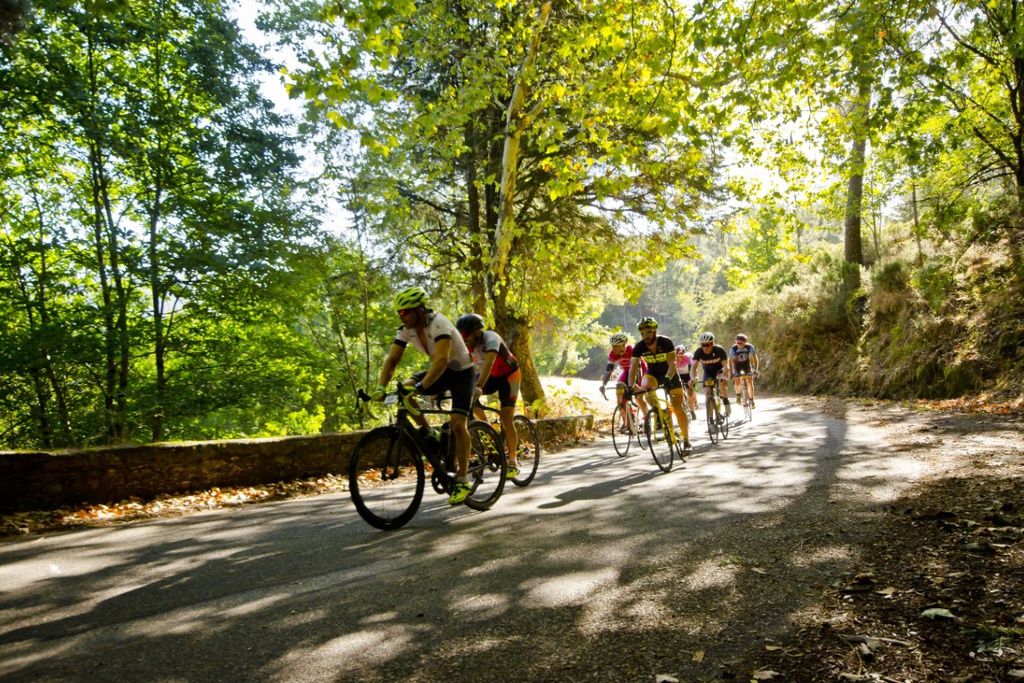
[0,398,926,683]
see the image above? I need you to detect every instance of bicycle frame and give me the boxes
[735,370,754,421]
[603,390,647,457]
[701,378,730,442]
[349,386,508,531]
[358,388,457,492]
[631,384,681,472]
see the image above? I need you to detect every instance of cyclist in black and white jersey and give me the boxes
[369,286,476,505]
[690,331,732,417]
[729,333,759,409]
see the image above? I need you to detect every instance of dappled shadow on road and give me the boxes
[0,397,954,682]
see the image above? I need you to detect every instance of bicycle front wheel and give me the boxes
[464,421,507,510]
[511,414,540,487]
[707,403,720,444]
[644,409,675,473]
[349,426,425,531]
[611,405,632,457]
[721,405,731,440]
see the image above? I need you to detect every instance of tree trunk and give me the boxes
[912,181,923,266]
[148,193,165,442]
[86,27,129,443]
[488,1,551,294]
[464,122,486,314]
[486,3,550,407]
[844,134,866,285]
[554,347,569,375]
[843,77,871,296]
[493,306,544,411]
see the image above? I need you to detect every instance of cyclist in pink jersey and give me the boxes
[599,333,648,433]
[675,344,698,419]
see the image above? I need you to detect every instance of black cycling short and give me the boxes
[643,369,682,391]
[410,366,475,417]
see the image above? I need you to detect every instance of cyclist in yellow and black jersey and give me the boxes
[627,317,691,452]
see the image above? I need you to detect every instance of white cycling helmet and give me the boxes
[609,332,629,346]
[699,332,715,344]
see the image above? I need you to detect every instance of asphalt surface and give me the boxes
[0,396,928,683]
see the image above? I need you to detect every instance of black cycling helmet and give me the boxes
[455,313,485,334]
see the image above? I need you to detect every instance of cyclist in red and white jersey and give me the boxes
[456,313,522,479]
[599,333,648,432]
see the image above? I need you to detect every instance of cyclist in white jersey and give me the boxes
[370,286,476,505]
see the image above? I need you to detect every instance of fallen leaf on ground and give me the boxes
[921,607,955,620]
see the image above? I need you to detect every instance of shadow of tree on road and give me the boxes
[3,397,994,683]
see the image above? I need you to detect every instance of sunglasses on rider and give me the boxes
[397,308,414,316]
[701,342,713,347]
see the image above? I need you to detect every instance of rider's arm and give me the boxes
[627,356,639,388]
[418,337,452,391]
[665,347,677,380]
[601,361,614,386]
[376,342,405,387]
[751,351,759,373]
[476,351,498,391]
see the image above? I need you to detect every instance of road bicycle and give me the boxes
[348,386,506,530]
[736,370,757,422]
[701,378,731,444]
[630,384,688,473]
[472,400,540,487]
[601,386,648,457]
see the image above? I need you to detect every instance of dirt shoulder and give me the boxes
[742,396,1024,683]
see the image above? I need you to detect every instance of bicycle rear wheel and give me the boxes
[644,408,675,473]
[635,409,649,450]
[707,402,720,444]
[721,406,731,440]
[511,414,540,487]
[349,426,425,531]
[464,421,507,510]
[611,405,632,457]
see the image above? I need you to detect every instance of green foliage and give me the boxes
[0,0,316,449]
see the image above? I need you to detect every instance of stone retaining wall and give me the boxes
[0,415,593,511]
